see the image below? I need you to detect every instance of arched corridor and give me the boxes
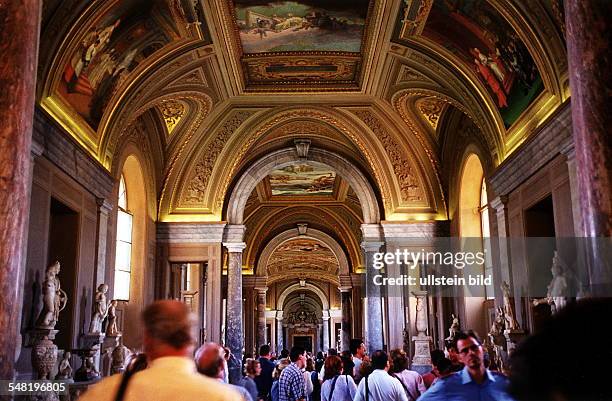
[0,0,610,400]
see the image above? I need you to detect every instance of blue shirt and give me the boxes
[417,367,515,401]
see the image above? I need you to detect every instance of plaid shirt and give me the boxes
[278,363,305,401]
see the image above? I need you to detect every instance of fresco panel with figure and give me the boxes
[423,0,544,127]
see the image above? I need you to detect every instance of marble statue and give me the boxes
[89,284,109,334]
[105,300,120,336]
[501,281,519,330]
[445,313,460,340]
[35,261,68,329]
[56,351,73,380]
[533,251,569,314]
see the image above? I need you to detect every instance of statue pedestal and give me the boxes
[74,348,101,382]
[504,329,526,355]
[29,329,59,380]
[75,333,105,381]
[101,334,122,376]
[411,334,433,374]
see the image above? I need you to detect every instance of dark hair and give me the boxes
[316,351,324,360]
[435,357,452,375]
[327,348,338,356]
[509,299,612,401]
[430,350,445,366]
[389,349,409,373]
[452,330,481,350]
[289,346,305,362]
[281,349,289,358]
[370,350,388,370]
[340,352,354,376]
[259,344,271,356]
[323,355,343,380]
[349,339,364,355]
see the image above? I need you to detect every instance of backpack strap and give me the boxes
[364,375,369,401]
[392,373,415,401]
[327,375,339,401]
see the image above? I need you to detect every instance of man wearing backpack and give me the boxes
[353,350,408,401]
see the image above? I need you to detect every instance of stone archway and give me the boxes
[257,227,350,279]
[225,144,381,225]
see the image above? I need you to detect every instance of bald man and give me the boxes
[196,342,254,401]
[80,300,242,401]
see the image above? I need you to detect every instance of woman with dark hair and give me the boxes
[389,349,426,401]
[321,356,357,401]
[240,358,262,401]
[308,357,321,401]
[339,351,354,377]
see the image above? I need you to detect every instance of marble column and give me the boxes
[224,242,246,384]
[0,0,41,380]
[95,198,113,288]
[565,0,612,296]
[340,287,352,352]
[362,241,385,354]
[322,311,330,352]
[490,197,515,311]
[275,312,284,353]
[255,287,267,350]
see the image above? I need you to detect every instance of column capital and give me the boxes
[276,310,283,320]
[223,224,246,243]
[489,195,509,211]
[361,241,384,252]
[360,223,384,241]
[254,286,268,294]
[322,310,330,319]
[560,139,576,160]
[339,286,352,292]
[223,242,246,253]
[96,197,114,214]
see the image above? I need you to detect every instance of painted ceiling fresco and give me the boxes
[57,0,171,131]
[233,0,369,53]
[423,0,543,127]
[267,238,339,276]
[268,163,336,196]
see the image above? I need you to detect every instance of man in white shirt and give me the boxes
[79,300,242,401]
[196,342,254,401]
[353,350,408,401]
[350,339,366,382]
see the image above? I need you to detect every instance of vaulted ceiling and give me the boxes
[37,0,569,226]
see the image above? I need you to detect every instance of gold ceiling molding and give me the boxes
[212,107,392,215]
[388,51,505,162]
[243,205,362,270]
[352,109,426,205]
[416,96,446,130]
[180,110,256,206]
[159,100,187,135]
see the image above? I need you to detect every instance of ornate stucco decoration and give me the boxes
[415,96,446,130]
[159,100,186,135]
[353,109,424,203]
[181,110,255,205]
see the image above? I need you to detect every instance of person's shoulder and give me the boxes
[190,374,243,399]
[489,370,511,384]
[77,375,122,401]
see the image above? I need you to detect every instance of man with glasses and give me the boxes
[418,331,515,401]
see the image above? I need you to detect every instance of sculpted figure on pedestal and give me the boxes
[35,261,68,329]
[105,300,120,336]
[89,284,109,334]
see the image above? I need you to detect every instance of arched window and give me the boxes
[480,179,490,238]
[114,174,133,301]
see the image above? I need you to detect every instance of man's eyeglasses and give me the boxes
[458,344,480,355]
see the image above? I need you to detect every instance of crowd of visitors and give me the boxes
[78,298,612,401]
